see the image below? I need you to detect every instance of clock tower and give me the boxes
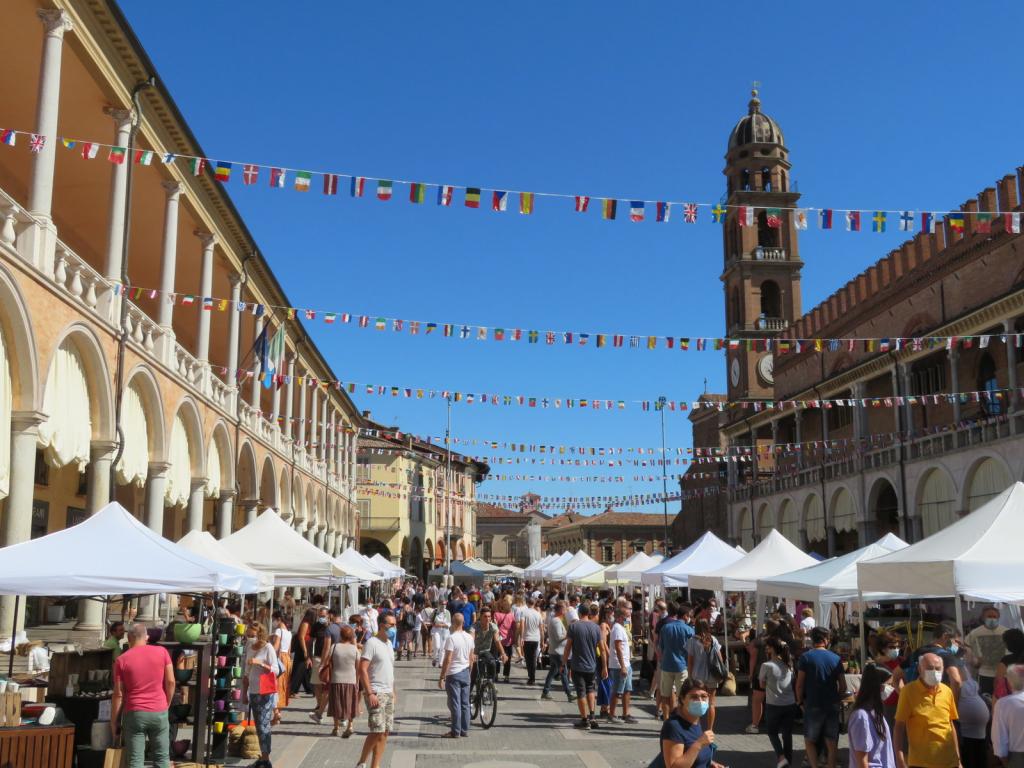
[721,90,803,406]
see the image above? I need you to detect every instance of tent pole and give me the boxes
[857,589,867,669]
[8,595,18,678]
[954,594,964,642]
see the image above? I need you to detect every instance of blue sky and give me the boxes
[119,1,1024,514]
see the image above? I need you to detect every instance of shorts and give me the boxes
[572,670,597,696]
[366,690,395,733]
[659,669,688,697]
[612,667,633,695]
[802,703,840,743]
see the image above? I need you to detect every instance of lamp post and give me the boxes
[658,395,670,557]
[444,395,452,587]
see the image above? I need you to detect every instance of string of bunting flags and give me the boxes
[1,126,1021,233]
[112,280,1024,356]
[474,490,710,510]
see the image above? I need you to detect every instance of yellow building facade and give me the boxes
[0,0,364,635]
[356,425,487,579]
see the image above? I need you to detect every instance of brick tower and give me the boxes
[720,90,804,407]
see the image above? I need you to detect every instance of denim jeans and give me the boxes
[523,640,539,683]
[542,652,572,697]
[445,668,471,735]
[123,709,169,768]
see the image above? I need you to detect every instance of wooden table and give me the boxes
[0,724,74,768]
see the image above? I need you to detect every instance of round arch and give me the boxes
[917,466,957,537]
[802,493,825,550]
[0,264,40,412]
[117,366,165,487]
[259,455,278,510]
[424,537,434,567]
[962,455,1012,512]
[39,325,115,471]
[756,502,774,541]
[237,440,258,502]
[867,476,900,539]
[360,537,391,561]
[291,477,305,525]
[166,398,205,508]
[777,498,799,545]
[829,486,858,554]
[737,506,753,550]
[456,539,467,561]
[206,420,234,499]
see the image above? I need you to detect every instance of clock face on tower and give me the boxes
[730,357,740,387]
[757,353,774,385]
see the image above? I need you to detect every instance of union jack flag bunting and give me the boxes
[29,134,45,153]
[683,203,698,223]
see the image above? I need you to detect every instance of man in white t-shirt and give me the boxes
[438,613,476,737]
[607,607,638,723]
[356,613,397,768]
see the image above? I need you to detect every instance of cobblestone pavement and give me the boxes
[258,655,850,768]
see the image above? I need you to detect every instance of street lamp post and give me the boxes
[658,395,670,557]
[444,395,452,587]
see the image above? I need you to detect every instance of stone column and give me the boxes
[75,440,117,630]
[103,108,134,282]
[310,386,320,459]
[794,410,803,469]
[315,528,326,551]
[250,315,264,409]
[283,356,296,441]
[27,10,73,222]
[1005,319,1019,416]
[226,275,242,385]
[187,478,207,533]
[194,231,216,363]
[138,462,170,620]
[0,412,46,640]
[297,371,307,451]
[216,491,234,539]
[320,398,328,464]
[156,182,182,332]
[271,337,285,430]
[948,347,961,422]
[242,499,259,526]
[306,526,317,545]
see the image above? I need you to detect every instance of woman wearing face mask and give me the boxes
[871,632,904,727]
[647,678,725,768]
[242,624,279,768]
[759,637,797,768]
[846,664,896,768]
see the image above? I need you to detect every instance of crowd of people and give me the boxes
[103,582,1024,768]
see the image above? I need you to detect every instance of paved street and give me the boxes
[261,655,851,768]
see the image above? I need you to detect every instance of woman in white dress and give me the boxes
[431,600,451,668]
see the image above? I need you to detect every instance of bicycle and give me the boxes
[470,656,498,728]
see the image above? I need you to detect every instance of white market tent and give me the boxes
[562,555,606,584]
[604,551,663,585]
[177,530,275,592]
[335,547,384,582]
[0,502,264,595]
[528,551,572,579]
[369,553,405,578]
[463,557,500,573]
[221,509,354,586]
[689,529,819,593]
[857,482,1024,604]
[576,565,613,587]
[523,553,558,577]
[756,533,909,623]
[550,551,602,581]
[428,560,488,583]
[641,531,744,589]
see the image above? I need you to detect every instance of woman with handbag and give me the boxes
[685,620,726,730]
[269,611,292,725]
[493,597,517,683]
[243,624,279,768]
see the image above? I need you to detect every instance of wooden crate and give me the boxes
[46,650,112,699]
[0,724,75,768]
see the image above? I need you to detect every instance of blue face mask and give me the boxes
[949,642,959,655]
[687,700,710,718]
[386,627,397,644]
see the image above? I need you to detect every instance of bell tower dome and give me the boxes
[721,90,804,405]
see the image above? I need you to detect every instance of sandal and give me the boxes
[342,728,353,739]
[442,732,460,738]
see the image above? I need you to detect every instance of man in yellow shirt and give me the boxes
[102,621,126,662]
[894,653,961,768]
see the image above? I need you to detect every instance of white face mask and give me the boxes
[881,684,895,700]
[921,669,942,687]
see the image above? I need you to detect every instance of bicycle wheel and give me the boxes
[470,684,480,720]
[478,680,498,729]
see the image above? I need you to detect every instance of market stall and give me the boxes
[550,551,603,584]
[427,560,489,584]
[640,531,744,589]
[526,552,572,579]
[0,501,264,767]
[857,482,1024,637]
[176,530,275,593]
[603,551,663,585]
[368,553,405,579]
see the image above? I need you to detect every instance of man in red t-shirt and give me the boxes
[111,623,175,768]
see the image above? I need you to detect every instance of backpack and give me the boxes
[403,610,417,630]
